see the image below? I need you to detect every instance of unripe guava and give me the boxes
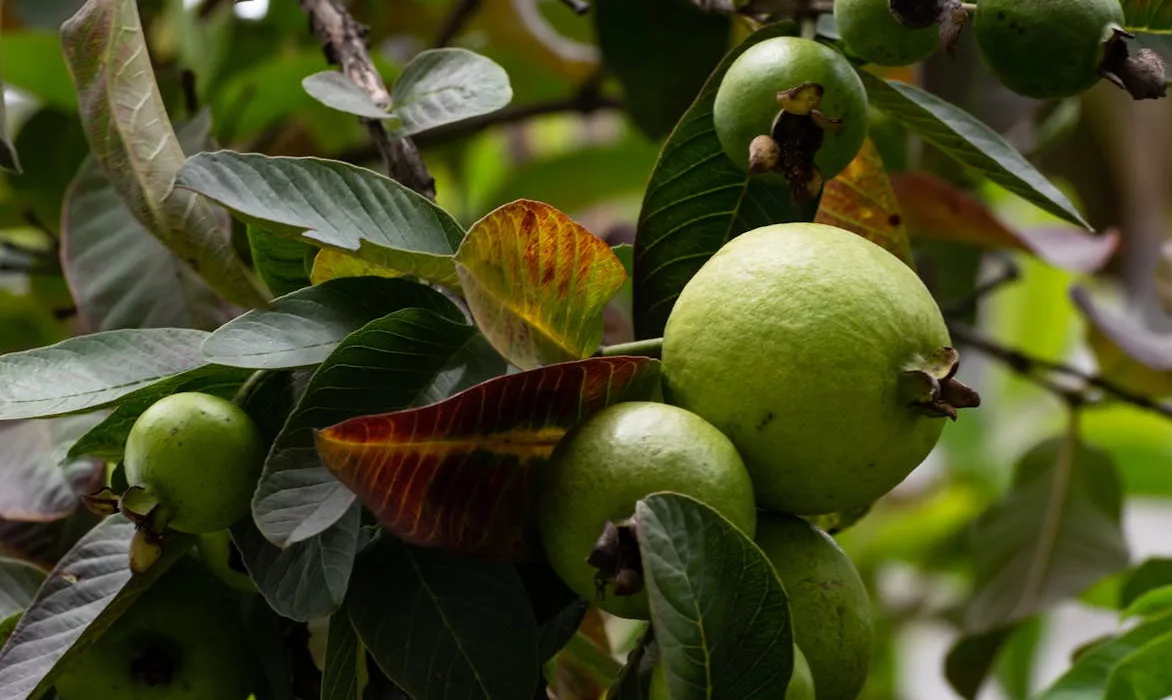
[662,223,976,515]
[54,556,259,699]
[124,392,265,534]
[836,0,940,66]
[536,402,757,620]
[974,0,1124,99]
[713,37,868,198]
[648,643,814,699]
[756,514,872,700]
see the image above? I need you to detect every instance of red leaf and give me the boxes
[315,356,661,560]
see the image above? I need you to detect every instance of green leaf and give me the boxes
[537,599,588,663]
[0,515,194,699]
[0,2,21,174]
[0,416,106,521]
[0,328,210,420]
[944,626,1016,700]
[0,558,46,619]
[251,302,478,547]
[322,612,365,700]
[0,32,78,112]
[1105,629,1172,699]
[247,226,314,297]
[10,108,90,232]
[1124,585,1172,620]
[636,492,794,699]
[302,71,399,121]
[1123,1,1172,32]
[67,364,252,461]
[230,504,360,623]
[390,48,512,136]
[346,534,540,700]
[857,72,1090,230]
[632,21,815,340]
[202,278,453,370]
[594,0,729,140]
[60,0,268,308]
[1122,558,1172,609]
[1036,611,1172,699]
[965,435,1130,633]
[176,152,465,285]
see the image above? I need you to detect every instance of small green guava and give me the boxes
[196,530,257,594]
[54,557,259,699]
[836,0,940,66]
[713,37,868,201]
[756,514,872,700]
[648,644,814,699]
[124,392,265,535]
[535,401,757,620]
[974,0,1124,99]
[661,223,978,515]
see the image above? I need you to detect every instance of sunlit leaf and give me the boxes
[390,48,512,135]
[814,138,913,266]
[316,356,661,560]
[454,199,627,369]
[1124,585,1172,620]
[1036,610,1172,700]
[60,0,267,307]
[0,31,77,112]
[303,71,398,120]
[891,172,1118,273]
[1122,559,1172,609]
[309,247,461,290]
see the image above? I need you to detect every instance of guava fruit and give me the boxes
[54,556,258,699]
[196,529,257,593]
[713,37,868,202]
[661,222,978,515]
[836,0,939,66]
[124,392,265,535]
[974,0,1124,99]
[648,643,814,699]
[536,401,757,620]
[756,514,872,700]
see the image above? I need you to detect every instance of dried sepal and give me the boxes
[902,347,982,420]
[587,518,644,601]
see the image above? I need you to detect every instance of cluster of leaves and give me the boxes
[1,0,1172,698]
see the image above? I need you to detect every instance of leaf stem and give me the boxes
[599,338,664,358]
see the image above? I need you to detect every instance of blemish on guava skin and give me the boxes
[756,412,775,431]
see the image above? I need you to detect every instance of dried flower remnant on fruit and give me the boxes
[902,347,981,420]
[889,0,966,53]
[750,82,843,204]
[1100,28,1169,100]
[587,519,644,599]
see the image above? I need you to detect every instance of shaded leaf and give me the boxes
[0,515,194,699]
[10,108,89,232]
[60,0,267,307]
[317,356,661,560]
[944,626,1015,700]
[1124,585,1172,620]
[0,558,46,618]
[248,226,314,298]
[309,247,461,289]
[202,278,454,370]
[67,364,252,461]
[538,599,589,664]
[859,72,1090,230]
[1071,285,1172,399]
[454,199,628,369]
[346,534,539,700]
[303,71,398,120]
[632,21,816,341]
[253,302,477,547]
[177,152,465,286]
[815,138,913,266]
[0,416,106,521]
[0,2,20,174]
[0,511,101,569]
[607,633,659,700]
[1105,629,1172,699]
[890,172,1118,273]
[1123,1,1172,32]
[1122,558,1172,609]
[636,492,793,699]
[323,611,366,700]
[594,0,729,140]
[390,48,512,136]
[965,434,1130,633]
[0,328,209,420]
[1035,611,1172,700]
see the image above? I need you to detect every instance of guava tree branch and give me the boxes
[299,0,437,200]
[948,323,1172,419]
[433,0,481,48]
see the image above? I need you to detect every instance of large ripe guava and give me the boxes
[836,0,940,66]
[756,514,872,700]
[974,0,1124,99]
[124,392,265,534]
[713,37,868,200]
[662,223,977,515]
[536,401,757,620]
[648,643,814,699]
[54,556,259,699]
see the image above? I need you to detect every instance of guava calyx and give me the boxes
[587,519,644,599]
[746,82,846,204]
[82,487,121,517]
[889,0,966,53]
[903,347,982,420]
[1100,28,1169,101]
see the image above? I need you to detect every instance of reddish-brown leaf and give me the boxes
[315,356,660,560]
[454,200,628,370]
[890,172,1119,273]
[815,138,914,266]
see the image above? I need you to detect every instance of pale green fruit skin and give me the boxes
[975,0,1124,99]
[836,0,940,66]
[55,557,257,699]
[661,223,951,515]
[757,514,873,700]
[124,392,265,534]
[196,530,258,594]
[649,644,814,698]
[536,402,757,620]
[713,37,868,180]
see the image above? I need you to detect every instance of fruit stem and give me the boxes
[960,2,975,13]
[599,337,664,359]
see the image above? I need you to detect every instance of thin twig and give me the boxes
[433,0,482,48]
[299,0,436,199]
